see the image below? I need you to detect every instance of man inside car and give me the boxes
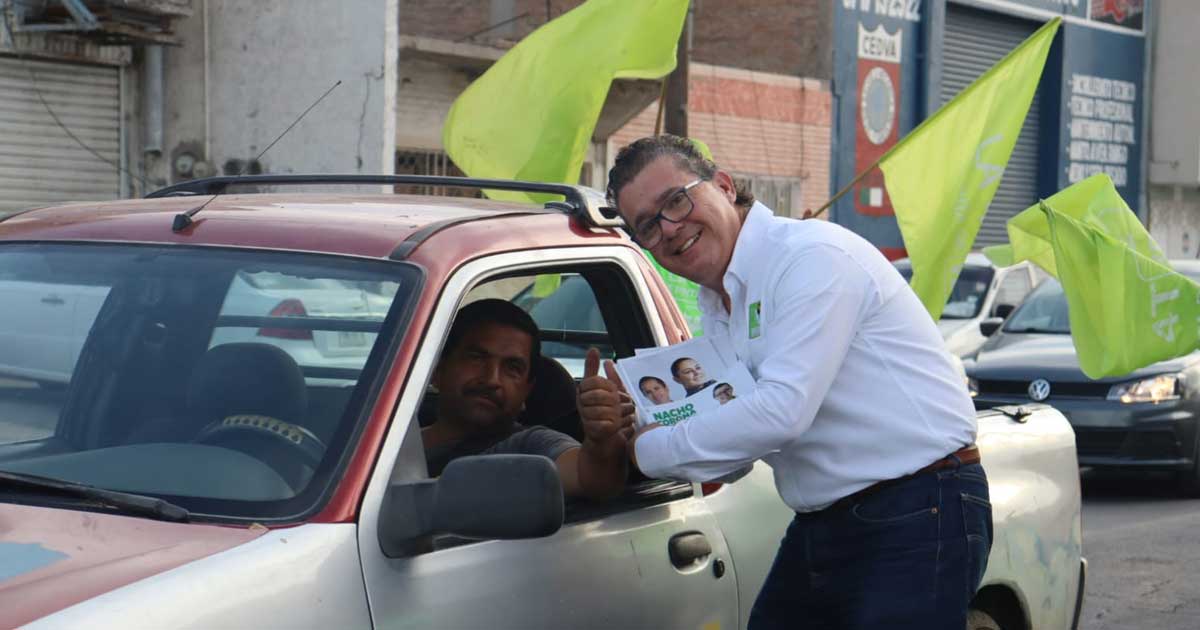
[421,299,633,500]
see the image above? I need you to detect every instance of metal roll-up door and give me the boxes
[0,56,120,217]
[942,4,1041,246]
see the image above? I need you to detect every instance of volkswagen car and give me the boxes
[967,260,1200,494]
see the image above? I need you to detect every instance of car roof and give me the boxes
[0,192,627,260]
[1171,259,1200,275]
[893,252,997,268]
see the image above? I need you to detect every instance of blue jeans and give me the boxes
[747,463,993,630]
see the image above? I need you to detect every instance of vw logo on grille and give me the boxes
[1028,378,1051,402]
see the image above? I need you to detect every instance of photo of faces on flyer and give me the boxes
[616,336,756,428]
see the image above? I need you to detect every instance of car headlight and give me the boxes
[1107,374,1179,404]
[967,376,979,398]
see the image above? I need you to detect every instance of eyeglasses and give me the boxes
[630,178,706,249]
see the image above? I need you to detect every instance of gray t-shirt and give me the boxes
[426,424,580,476]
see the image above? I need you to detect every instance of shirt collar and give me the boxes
[697,201,774,318]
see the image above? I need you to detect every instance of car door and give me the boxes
[358,248,742,629]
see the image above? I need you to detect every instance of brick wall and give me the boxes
[691,0,833,79]
[608,63,832,217]
[398,0,832,78]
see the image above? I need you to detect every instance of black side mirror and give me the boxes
[991,303,1015,319]
[378,454,564,557]
[980,317,1004,337]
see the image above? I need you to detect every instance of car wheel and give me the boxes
[966,608,1003,630]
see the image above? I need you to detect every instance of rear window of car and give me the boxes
[0,243,419,521]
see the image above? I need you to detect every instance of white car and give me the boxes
[894,253,1045,357]
[0,268,393,385]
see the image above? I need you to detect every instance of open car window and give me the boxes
[413,263,690,544]
[0,243,419,522]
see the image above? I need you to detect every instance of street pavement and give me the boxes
[1079,471,1200,629]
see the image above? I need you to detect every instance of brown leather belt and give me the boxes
[819,445,981,514]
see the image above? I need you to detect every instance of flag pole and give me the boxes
[653,79,668,135]
[807,158,882,220]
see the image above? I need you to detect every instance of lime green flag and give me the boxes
[879,18,1060,320]
[983,173,1166,279]
[531,274,562,298]
[1040,203,1198,378]
[648,253,704,335]
[443,0,689,203]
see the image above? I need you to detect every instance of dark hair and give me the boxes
[670,356,697,377]
[606,135,755,211]
[639,375,666,390]
[713,383,732,396]
[444,299,541,382]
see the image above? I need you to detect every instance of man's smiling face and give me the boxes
[616,156,745,291]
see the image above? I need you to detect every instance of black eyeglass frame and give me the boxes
[629,178,708,249]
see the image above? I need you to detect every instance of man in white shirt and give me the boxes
[585,135,991,629]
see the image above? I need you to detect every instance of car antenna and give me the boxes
[172,80,343,233]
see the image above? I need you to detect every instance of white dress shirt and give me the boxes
[635,202,977,512]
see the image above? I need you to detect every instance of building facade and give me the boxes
[395,0,833,217]
[1146,1,1199,259]
[833,0,1149,257]
[0,0,399,217]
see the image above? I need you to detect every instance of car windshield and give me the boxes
[897,264,995,319]
[1003,279,1069,333]
[0,243,418,521]
[1000,266,1200,336]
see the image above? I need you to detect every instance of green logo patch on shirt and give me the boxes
[748,301,762,339]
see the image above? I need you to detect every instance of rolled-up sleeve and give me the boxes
[635,245,874,482]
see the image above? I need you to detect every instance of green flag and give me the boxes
[1040,203,1198,378]
[443,0,689,203]
[983,173,1166,279]
[879,18,1060,320]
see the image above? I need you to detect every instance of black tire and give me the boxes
[967,608,1003,630]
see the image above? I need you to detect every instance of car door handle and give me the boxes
[40,295,65,305]
[668,532,712,568]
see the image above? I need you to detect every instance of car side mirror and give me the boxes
[991,303,1015,319]
[980,317,1004,337]
[378,454,564,557]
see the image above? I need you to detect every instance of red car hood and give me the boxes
[0,503,268,628]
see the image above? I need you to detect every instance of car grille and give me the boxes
[977,379,1111,399]
[1074,429,1128,457]
[1074,429,1186,460]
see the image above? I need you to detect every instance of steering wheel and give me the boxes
[193,414,327,470]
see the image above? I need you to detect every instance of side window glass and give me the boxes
[413,264,689,544]
[994,270,1033,313]
[500,273,613,378]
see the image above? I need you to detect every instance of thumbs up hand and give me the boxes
[576,348,635,445]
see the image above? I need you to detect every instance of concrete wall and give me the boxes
[1149,184,1200,259]
[1148,0,1200,186]
[150,0,398,187]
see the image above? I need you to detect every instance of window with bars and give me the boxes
[394,149,480,197]
[732,175,803,218]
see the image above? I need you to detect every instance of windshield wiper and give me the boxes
[0,471,189,523]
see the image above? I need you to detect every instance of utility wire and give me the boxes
[0,3,153,192]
